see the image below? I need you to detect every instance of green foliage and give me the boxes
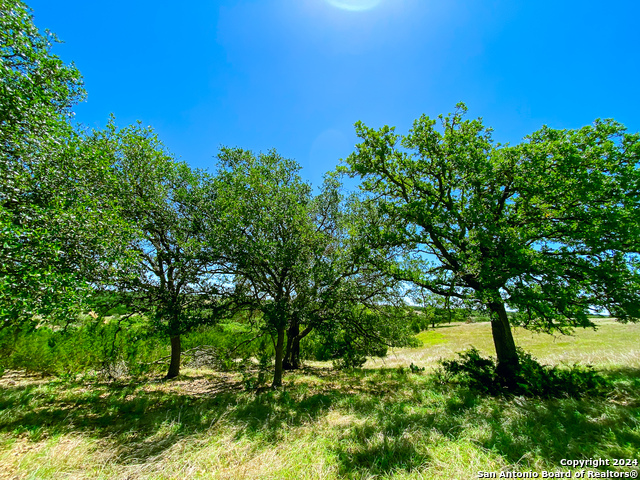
[0,315,165,377]
[0,0,84,176]
[0,0,83,328]
[1,0,233,376]
[181,321,275,372]
[408,314,429,333]
[205,148,315,385]
[0,311,283,379]
[86,123,243,378]
[439,348,495,392]
[307,305,419,369]
[240,342,273,391]
[0,1,136,331]
[97,123,228,332]
[409,362,425,373]
[409,307,468,333]
[438,347,609,398]
[207,149,413,385]
[311,323,388,370]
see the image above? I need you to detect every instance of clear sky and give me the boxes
[27,0,640,188]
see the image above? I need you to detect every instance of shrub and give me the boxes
[0,314,166,377]
[311,328,387,370]
[437,347,609,398]
[409,362,425,373]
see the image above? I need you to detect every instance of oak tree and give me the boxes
[0,0,127,329]
[344,104,640,382]
[208,149,411,387]
[96,123,232,378]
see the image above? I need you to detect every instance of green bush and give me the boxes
[438,347,609,398]
[409,311,431,333]
[0,314,166,377]
[182,322,274,371]
[409,308,471,333]
[409,362,425,373]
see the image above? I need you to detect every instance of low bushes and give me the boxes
[0,314,165,377]
[438,347,609,398]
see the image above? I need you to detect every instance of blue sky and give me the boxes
[28,0,640,188]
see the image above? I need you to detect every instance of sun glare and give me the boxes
[325,0,384,12]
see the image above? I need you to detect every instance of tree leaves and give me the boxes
[0,0,91,329]
[344,104,640,333]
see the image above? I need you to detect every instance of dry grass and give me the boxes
[366,318,640,371]
[1,320,639,479]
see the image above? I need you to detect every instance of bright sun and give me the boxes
[325,0,384,12]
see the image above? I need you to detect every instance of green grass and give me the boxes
[368,318,640,371]
[414,331,446,347]
[1,320,639,479]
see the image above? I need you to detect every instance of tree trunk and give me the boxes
[283,321,300,370]
[488,302,520,384]
[285,324,313,370]
[166,334,181,379]
[272,327,285,387]
[290,336,301,369]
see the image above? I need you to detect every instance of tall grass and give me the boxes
[0,320,638,479]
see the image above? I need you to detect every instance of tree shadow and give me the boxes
[0,372,344,463]
[328,368,640,475]
[0,375,244,462]
[432,323,465,329]
[0,367,639,475]
[333,423,429,478]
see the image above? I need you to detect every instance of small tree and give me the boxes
[208,148,319,387]
[344,104,640,383]
[208,149,412,387]
[281,175,412,371]
[96,123,232,378]
[410,288,469,329]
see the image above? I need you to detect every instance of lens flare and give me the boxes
[325,0,383,12]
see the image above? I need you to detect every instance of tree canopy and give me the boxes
[4,0,639,391]
[90,123,239,378]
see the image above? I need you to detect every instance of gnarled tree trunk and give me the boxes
[488,301,520,385]
[284,323,314,370]
[289,336,301,369]
[283,321,300,370]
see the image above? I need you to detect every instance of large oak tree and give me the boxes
[344,104,640,382]
[95,123,233,378]
[0,0,129,329]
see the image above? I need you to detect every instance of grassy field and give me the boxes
[367,318,640,371]
[1,320,639,479]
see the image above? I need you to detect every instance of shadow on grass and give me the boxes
[0,372,347,463]
[334,422,429,477]
[432,323,466,329]
[334,367,640,473]
[0,367,639,476]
